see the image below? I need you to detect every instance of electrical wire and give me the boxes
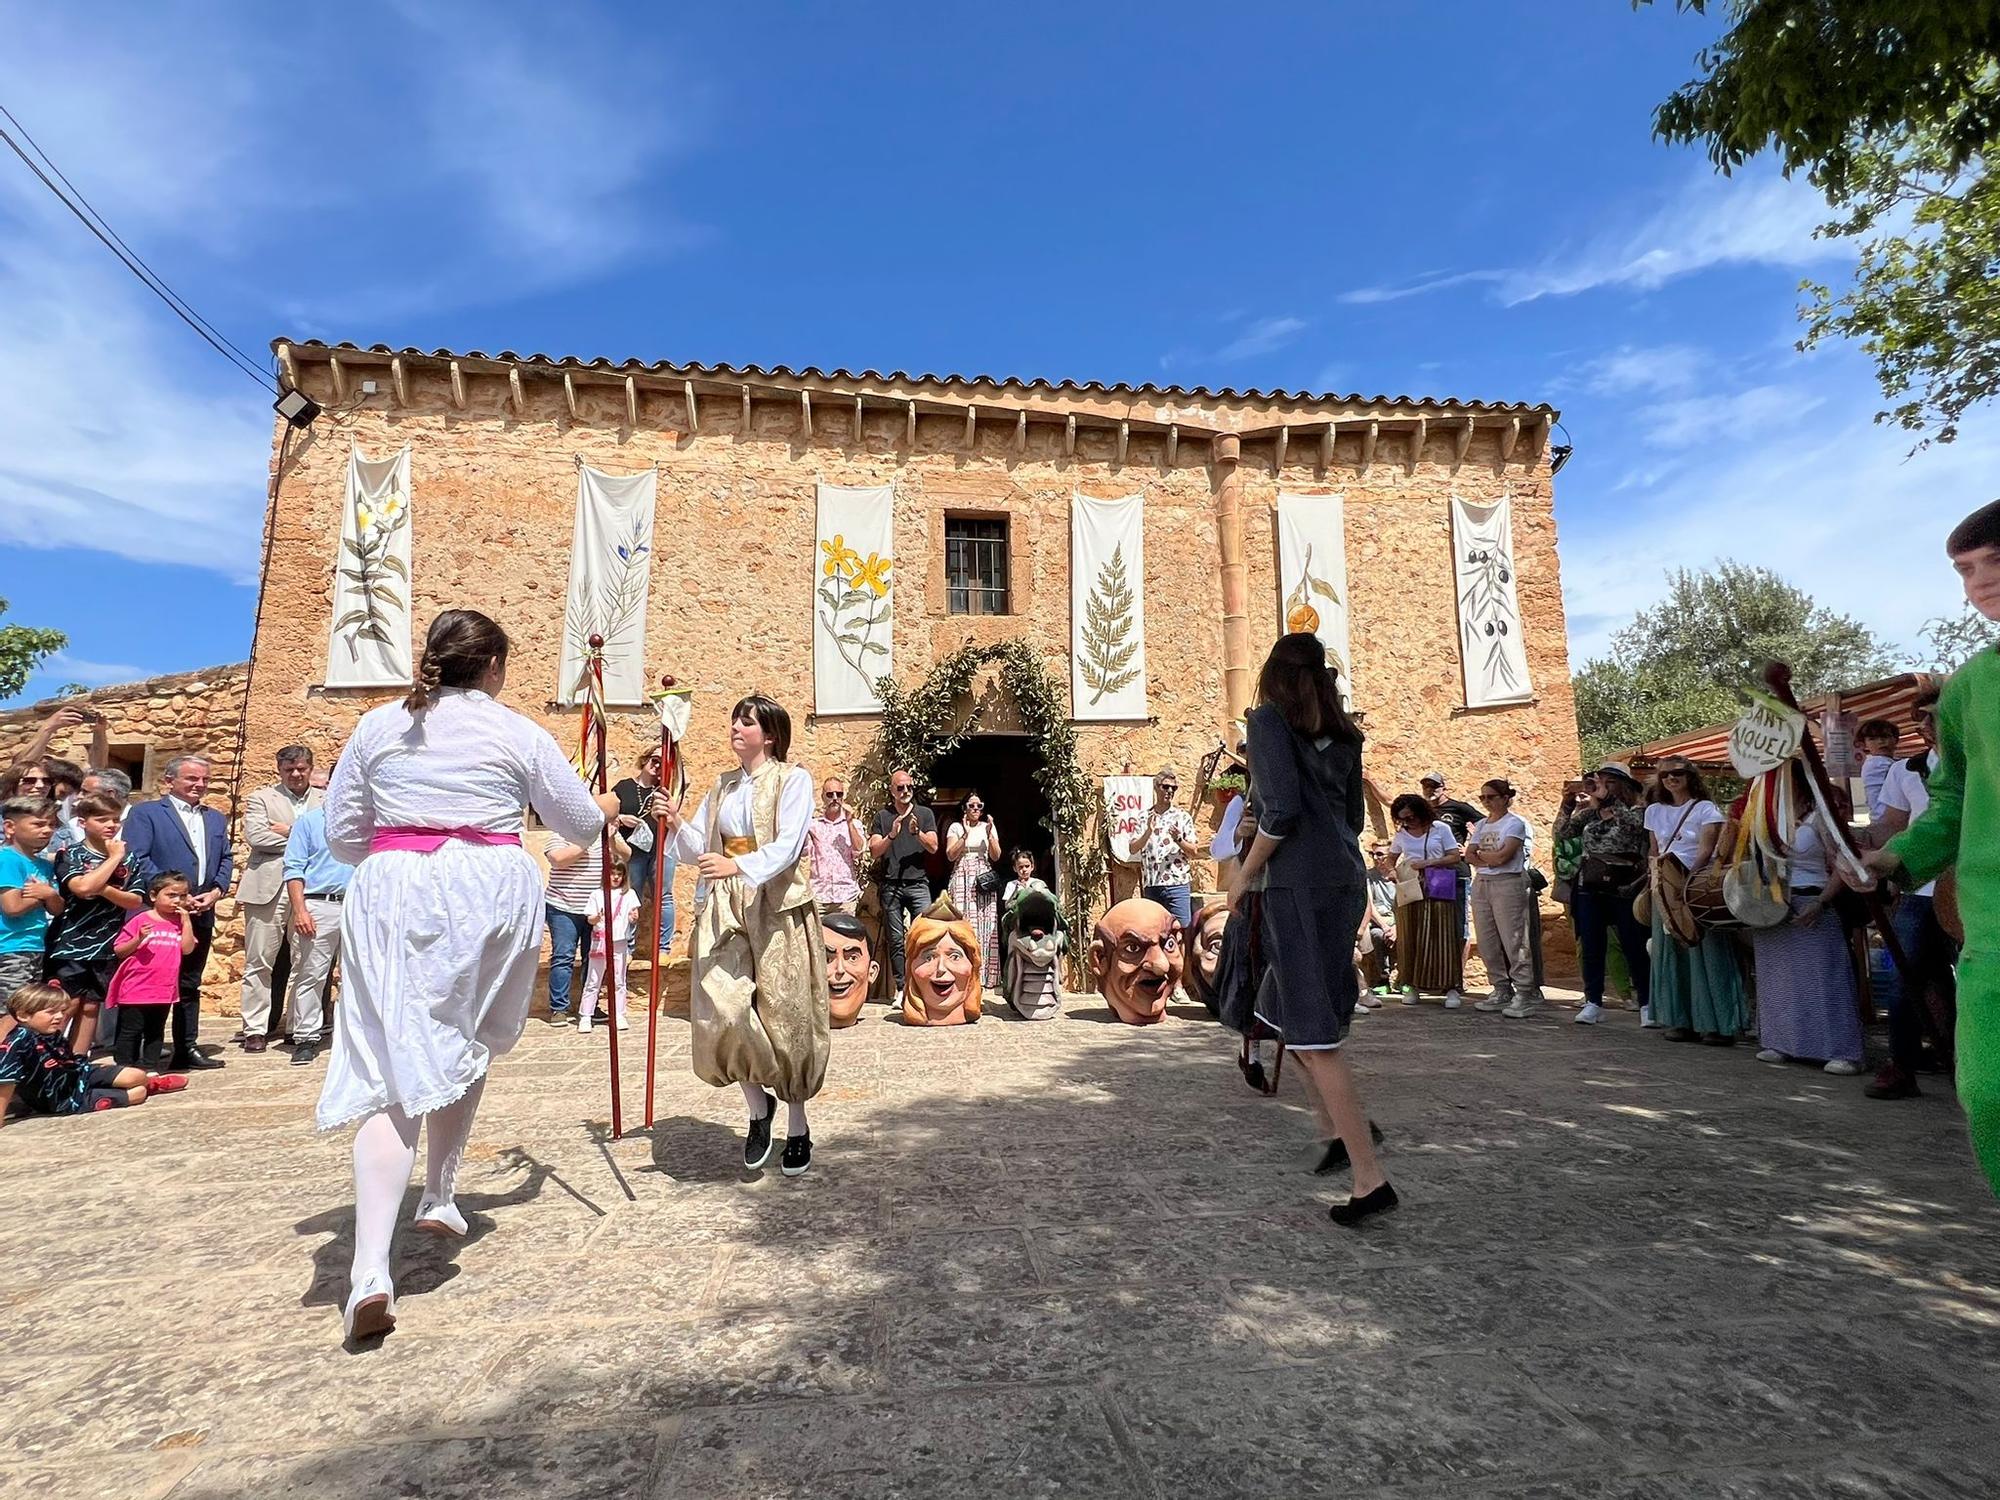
[0,107,277,394]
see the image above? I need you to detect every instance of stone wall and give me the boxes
[249,357,1584,980]
[0,663,252,998]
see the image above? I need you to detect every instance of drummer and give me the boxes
[1642,757,1743,1046]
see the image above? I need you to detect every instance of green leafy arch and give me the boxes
[859,641,1105,984]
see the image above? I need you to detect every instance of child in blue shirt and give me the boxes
[0,796,65,1025]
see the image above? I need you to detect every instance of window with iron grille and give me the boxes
[945,518,1010,615]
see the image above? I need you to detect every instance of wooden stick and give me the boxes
[645,673,680,1129]
[590,634,623,1140]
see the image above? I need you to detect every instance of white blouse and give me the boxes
[670,763,815,892]
[324,688,605,865]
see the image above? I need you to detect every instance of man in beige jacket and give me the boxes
[236,745,321,1054]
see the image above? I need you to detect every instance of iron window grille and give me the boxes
[945,518,1010,615]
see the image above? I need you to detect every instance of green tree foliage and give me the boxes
[1919,601,2000,672]
[0,597,65,702]
[1575,562,1895,766]
[1643,2,2000,444]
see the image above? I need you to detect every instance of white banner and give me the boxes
[1730,687,1807,778]
[325,444,414,688]
[813,483,895,715]
[1276,492,1353,696]
[1072,494,1148,720]
[558,464,658,706]
[1451,494,1534,707]
[1103,776,1154,864]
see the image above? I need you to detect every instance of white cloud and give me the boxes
[1341,171,1848,308]
[1578,344,1706,397]
[1217,315,1308,362]
[1640,383,1819,449]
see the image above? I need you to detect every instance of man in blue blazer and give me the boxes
[124,754,232,1070]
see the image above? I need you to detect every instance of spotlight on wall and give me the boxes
[274,387,322,429]
[1549,443,1573,475]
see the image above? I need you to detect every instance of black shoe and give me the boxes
[1661,1027,1696,1043]
[172,1050,225,1071]
[290,1042,320,1067]
[1239,1056,1268,1093]
[1329,1181,1400,1227]
[242,1036,267,1055]
[1699,1032,1736,1047]
[1312,1121,1387,1176]
[743,1092,778,1170]
[781,1130,812,1177]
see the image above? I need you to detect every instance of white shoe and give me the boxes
[1824,1059,1863,1076]
[413,1198,467,1237]
[1756,1048,1787,1064]
[1639,1005,1661,1029]
[1473,997,1506,1013]
[1443,990,1463,1010]
[1400,990,1420,1006]
[1574,1002,1605,1025]
[577,1015,594,1034]
[343,1270,397,1342]
[615,1010,631,1031]
[1500,999,1541,1020]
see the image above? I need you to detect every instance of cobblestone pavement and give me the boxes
[7,988,1999,1499]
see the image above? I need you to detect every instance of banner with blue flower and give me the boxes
[558,462,658,706]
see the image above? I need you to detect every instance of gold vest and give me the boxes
[708,759,816,915]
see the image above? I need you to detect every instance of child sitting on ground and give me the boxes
[47,791,149,1059]
[0,794,66,1042]
[0,982,184,1124]
[578,861,639,1034]
[106,873,197,1069]
[1856,717,1901,821]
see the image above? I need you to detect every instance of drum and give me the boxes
[1683,861,1740,933]
[1652,855,1702,946]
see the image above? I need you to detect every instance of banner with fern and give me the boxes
[324,444,414,688]
[1070,493,1149,720]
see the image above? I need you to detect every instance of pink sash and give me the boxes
[370,826,523,854]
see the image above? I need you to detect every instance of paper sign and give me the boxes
[1729,688,1807,778]
[1103,777,1154,864]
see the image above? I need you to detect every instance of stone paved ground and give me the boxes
[8,988,2000,1499]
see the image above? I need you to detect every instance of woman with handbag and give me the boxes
[1753,764,1865,1076]
[1558,763,1653,1027]
[1389,794,1465,1006]
[1643,757,1745,1046]
[945,792,1003,988]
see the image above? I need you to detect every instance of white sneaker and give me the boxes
[342,1270,397,1342]
[1443,990,1463,1009]
[1574,1002,1605,1025]
[413,1198,467,1237]
[577,1015,594,1034]
[1756,1048,1787,1064]
[1501,998,1542,1019]
[615,1010,631,1031]
[1639,1005,1661,1029]
[1473,997,1506,1013]
[1400,990,1421,1006]
[1824,1059,1863,1076]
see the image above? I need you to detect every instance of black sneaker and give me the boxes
[290,1042,320,1067]
[781,1130,812,1177]
[743,1092,778,1170]
[1328,1181,1400,1227]
[1312,1120,1387,1175]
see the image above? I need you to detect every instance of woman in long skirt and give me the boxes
[1389,795,1465,1006]
[319,610,616,1343]
[945,793,1002,988]
[1643,757,1747,1045]
[663,694,830,1175]
[1230,632,1396,1226]
[1754,794,1864,1075]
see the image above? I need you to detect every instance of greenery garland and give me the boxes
[857,640,1106,986]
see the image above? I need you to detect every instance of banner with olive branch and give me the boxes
[557,463,658,707]
[1276,492,1354,704]
[1450,493,1533,708]
[1070,493,1148,721]
[813,483,895,715]
[324,444,414,688]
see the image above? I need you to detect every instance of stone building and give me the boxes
[249,339,1580,970]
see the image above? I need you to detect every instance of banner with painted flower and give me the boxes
[324,444,414,688]
[558,463,658,707]
[813,483,895,715]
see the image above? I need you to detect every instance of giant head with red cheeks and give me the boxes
[902,895,983,1027]
[1090,898,1184,1025]
[821,910,879,1029]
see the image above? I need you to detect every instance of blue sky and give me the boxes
[1,1,1985,705]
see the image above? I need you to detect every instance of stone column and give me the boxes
[1212,434,1249,720]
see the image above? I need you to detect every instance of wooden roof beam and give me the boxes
[1360,419,1379,476]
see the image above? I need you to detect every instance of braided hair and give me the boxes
[405,609,510,714]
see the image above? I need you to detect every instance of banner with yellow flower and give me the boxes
[813,483,895,714]
[324,444,414,688]
[1276,492,1354,704]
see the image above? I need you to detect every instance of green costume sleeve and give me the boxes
[1887,655,1978,887]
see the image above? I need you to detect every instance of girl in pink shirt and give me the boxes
[106,873,197,1068]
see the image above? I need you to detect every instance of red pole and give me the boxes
[589,634,623,1141]
[645,673,678,1128]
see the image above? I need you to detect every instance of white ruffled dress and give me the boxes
[314,688,605,1131]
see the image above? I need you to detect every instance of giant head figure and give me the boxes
[1090,898,1185,1025]
[903,895,983,1027]
[1005,887,1063,1021]
[1182,900,1230,1016]
[822,910,879,1029]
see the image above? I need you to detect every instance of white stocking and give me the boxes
[351,1107,419,1288]
[785,1099,810,1138]
[739,1081,768,1118]
[423,1077,486,1207]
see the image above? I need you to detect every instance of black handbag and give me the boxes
[974,866,1004,896]
[1577,853,1643,897]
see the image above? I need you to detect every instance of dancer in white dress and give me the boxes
[318,610,615,1342]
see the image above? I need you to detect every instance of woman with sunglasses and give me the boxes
[1388,793,1465,1007]
[945,791,1003,987]
[0,763,56,801]
[1643,757,1743,1045]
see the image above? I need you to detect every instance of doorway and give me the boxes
[924,733,1054,893]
